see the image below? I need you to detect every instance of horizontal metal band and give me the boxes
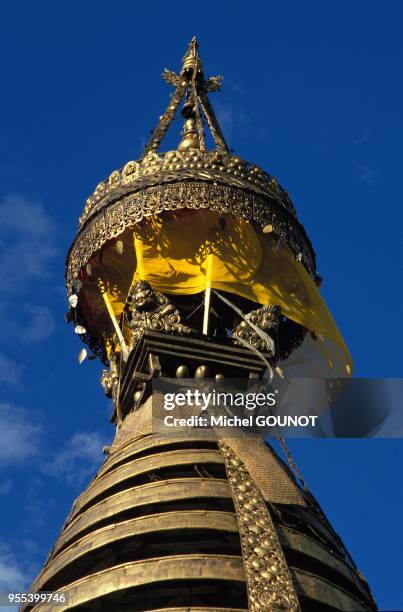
[99,432,219,477]
[71,449,225,518]
[292,567,373,611]
[276,504,341,550]
[79,150,296,227]
[66,182,316,291]
[278,526,371,602]
[30,555,245,611]
[52,478,231,556]
[147,609,247,612]
[32,510,239,592]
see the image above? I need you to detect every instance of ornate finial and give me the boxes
[142,39,229,157]
[181,37,202,75]
[177,96,200,151]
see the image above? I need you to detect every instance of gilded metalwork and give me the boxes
[286,569,374,612]
[148,609,246,612]
[53,478,231,556]
[125,281,192,350]
[143,37,226,159]
[67,181,315,293]
[219,440,301,611]
[276,526,372,600]
[27,38,378,612]
[31,510,238,593]
[71,448,225,515]
[233,304,281,357]
[31,556,245,612]
[78,149,296,228]
[148,608,246,611]
[100,352,119,401]
[97,431,218,477]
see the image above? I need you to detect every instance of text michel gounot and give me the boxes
[161,390,319,428]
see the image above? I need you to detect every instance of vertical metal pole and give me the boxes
[203,254,213,335]
[102,291,129,361]
[203,282,212,335]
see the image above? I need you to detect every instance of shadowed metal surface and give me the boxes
[31,555,245,611]
[97,432,219,477]
[52,478,231,556]
[71,448,225,514]
[31,511,239,592]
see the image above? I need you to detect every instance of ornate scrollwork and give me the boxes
[78,150,297,228]
[162,68,181,86]
[233,305,281,358]
[100,352,119,401]
[204,75,223,92]
[66,182,316,293]
[125,281,192,351]
[219,440,301,611]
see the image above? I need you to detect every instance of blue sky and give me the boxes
[0,1,402,609]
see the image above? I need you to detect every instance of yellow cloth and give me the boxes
[130,210,352,374]
[80,231,135,352]
[88,210,351,374]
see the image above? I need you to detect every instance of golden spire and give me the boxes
[181,36,202,74]
[141,38,229,158]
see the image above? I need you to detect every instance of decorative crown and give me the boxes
[66,39,317,293]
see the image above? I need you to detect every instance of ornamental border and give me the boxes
[65,181,317,292]
[79,151,297,227]
[218,440,301,611]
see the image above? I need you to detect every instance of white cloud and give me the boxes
[43,432,105,485]
[0,543,29,592]
[0,194,57,293]
[20,305,55,344]
[0,404,41,465]
[214,100,251,140]
[0,195,57,349]
[0,354,23,384]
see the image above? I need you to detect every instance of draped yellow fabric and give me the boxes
[88,209,351,373]
[132,211,262,292]
[80,231,136,353]
[129,210,352,374]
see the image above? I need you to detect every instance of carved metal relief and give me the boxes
[66,182,316,292]
[100,369,118,402]
[219,440,301,611]
[78,149,296,228]
[100,352,119,402]
[233,305,281,357]
[125,281,192,351]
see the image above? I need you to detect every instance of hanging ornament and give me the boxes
[78,348,88,364]
[69,294,78,308]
